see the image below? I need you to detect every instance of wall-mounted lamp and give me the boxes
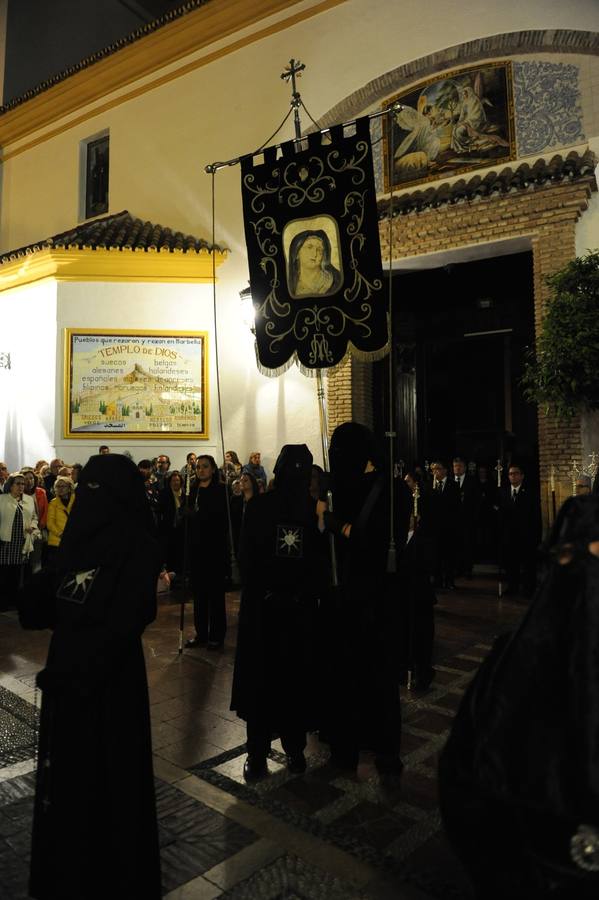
[0,352,11,370]
[239,285,256,335]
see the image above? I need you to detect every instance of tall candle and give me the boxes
[550,465,555,493]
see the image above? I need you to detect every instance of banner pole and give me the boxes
[282,59,339,587]
[316,369,339,586]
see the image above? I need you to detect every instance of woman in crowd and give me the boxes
[21,468,48,531]
[0,473,39,608]
[185,455,228,649]
[158,469,186,575]
[29,453,161,900]
[230,471,259,560]
[243,452,267,492]
[221,450,242,488]
[439,494,599,899]
[21,468,48,574]
[46,477,75,571]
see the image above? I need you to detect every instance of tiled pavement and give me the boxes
[0,573,525,899]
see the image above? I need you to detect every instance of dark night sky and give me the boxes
[3,0,181,103]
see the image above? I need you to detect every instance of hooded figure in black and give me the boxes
[319,422,410,771]
[29,454,162,900]
[230,444,323,781]
[439,495,599,899]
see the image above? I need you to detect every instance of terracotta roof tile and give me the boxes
[378,150,597,218]
[0,210,226,265]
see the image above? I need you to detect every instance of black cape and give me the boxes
[231,445,324,730]
[320,423,411,756]
[439,495,599,899]
[29,454,162,900]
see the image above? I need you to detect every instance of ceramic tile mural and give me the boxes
[514,61,585,156]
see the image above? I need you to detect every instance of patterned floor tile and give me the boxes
[219,854,369,899]
[0,687,37,768]
[157,779,258,893]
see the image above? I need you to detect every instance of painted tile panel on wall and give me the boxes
[514,61,585,156]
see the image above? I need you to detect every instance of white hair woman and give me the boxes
[0,472,40,609]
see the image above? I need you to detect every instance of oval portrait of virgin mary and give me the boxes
[284,215,343,300]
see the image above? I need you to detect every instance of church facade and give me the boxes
[0,0,597,513]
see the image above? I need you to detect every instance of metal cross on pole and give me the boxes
[495,458,503,597]
[281,59,306,143]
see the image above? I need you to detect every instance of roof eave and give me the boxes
[0,245,228,294]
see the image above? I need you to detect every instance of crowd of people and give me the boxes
[0,447,267,618]
[4,429,599,899]
[403,457,543,595]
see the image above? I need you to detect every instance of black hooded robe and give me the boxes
[320,423,411,764]
[439,496,599,899]
[230,445,324,755]
[29,454,162,900]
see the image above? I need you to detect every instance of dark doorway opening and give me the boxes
[374,249,538,481]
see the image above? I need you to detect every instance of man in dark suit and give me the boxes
[499,463,540,597]
[452,457,480,579]
[429,460,461,590]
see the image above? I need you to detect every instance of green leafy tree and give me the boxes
[523,250,599,419]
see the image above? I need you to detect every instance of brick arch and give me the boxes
[316,30,599,130]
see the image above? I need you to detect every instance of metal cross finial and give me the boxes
[281,59,305,140]
[281,59,305,93]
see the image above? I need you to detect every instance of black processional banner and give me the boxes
[241,116,388,374]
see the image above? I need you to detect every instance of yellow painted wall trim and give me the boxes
[0,246,227,292]
[0,0,347,160]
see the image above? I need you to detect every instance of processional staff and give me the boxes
[550,464,557,524]
[588,451,598,491]
[495,459,503,598]
[495,458,503,488]
[568,460,581,498]
[178,464,192,655]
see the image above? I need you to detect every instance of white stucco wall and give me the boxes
[1,0,598,467]
[54,280,321,474]
[0,280,57,469]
